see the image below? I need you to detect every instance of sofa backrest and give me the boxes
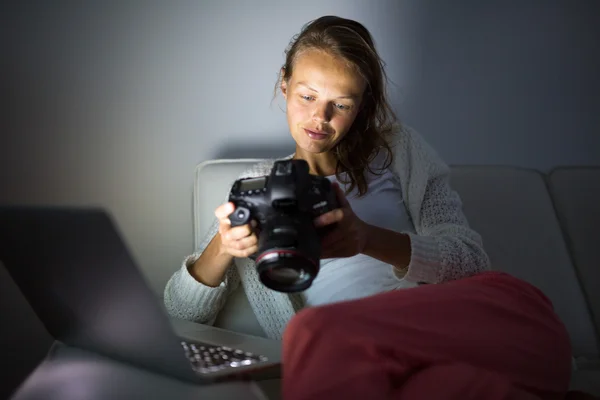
[193,160,599,357]
[449,166,599,358]
[547,167,600,352]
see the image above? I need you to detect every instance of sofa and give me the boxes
[1,163,597,399]
[194,159,600,398]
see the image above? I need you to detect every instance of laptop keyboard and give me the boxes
[181,340,269,373]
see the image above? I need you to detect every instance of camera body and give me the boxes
[227,159,339,292]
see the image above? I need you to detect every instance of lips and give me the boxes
[303,128,329,140]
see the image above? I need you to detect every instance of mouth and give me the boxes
[303,128,329,140]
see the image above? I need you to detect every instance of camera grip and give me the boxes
[228,206,251,227]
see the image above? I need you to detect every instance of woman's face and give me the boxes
[281,49,366,157]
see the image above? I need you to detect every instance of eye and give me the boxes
[300,95,314,101]
[335,103,351,111]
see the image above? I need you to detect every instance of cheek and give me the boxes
[287,101,310,122]
[332,112,359,133]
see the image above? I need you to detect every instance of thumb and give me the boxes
[215,202,235,221]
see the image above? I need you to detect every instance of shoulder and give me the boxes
[235,153,294,180]
[388,123,450,177]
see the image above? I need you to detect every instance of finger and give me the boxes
[320,245,336,259]
[229,244,259,258]
[320,242,347,259]
[218,222,231,236]
[214,202,235,220]
[314,208,344,227]
[321,232,342,248]
[222,219,259,239]
[332,182,350,207]
[224,224,253,241]
[228,234,259,251]
[322,230,350,250]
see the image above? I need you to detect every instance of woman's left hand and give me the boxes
[313,182,368,259]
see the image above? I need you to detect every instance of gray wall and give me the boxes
[2,0,599,296]
[401,1,600,167]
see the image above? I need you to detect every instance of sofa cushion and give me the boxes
[570,370,600,397]
[548,167,600,350]
[449,166,598,358]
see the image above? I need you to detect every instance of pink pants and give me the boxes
[282,271,573,400]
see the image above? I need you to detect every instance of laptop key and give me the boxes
[180,340,268,373]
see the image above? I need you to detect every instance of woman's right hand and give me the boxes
[214,202,259,258]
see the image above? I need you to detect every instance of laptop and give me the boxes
[0,205,281,385]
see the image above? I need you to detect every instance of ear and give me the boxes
[280,67,288,99]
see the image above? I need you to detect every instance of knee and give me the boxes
[285,306,326,335]
[283,306,332,344]
[397,363,522,400]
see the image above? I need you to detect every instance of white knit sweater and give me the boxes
[163,125,491,339]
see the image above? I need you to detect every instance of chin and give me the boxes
[300,141,333,154]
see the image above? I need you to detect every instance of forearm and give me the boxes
[361,223,412,270]
[188,233,234,287]
[164,253,236,324]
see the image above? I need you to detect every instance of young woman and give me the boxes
[164,16,573,397]
[163,15,491,339]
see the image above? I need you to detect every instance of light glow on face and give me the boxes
[282,49,366,158]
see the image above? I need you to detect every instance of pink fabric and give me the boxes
[282,271,573,400]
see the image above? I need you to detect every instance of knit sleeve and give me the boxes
[395,127,491,283]
[163,216,240,325]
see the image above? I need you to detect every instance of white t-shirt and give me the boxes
[302,159,420,307]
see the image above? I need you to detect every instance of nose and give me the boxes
[312,102,331,123]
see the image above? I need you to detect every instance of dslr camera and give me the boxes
[227,159,339,293]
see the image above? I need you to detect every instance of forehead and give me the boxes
[291,49,366,96]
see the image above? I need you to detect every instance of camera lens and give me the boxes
[254,214,320,293]
[266,267,305,284]
[256,253,318,292]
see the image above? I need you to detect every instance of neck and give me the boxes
[293,148,337,176]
